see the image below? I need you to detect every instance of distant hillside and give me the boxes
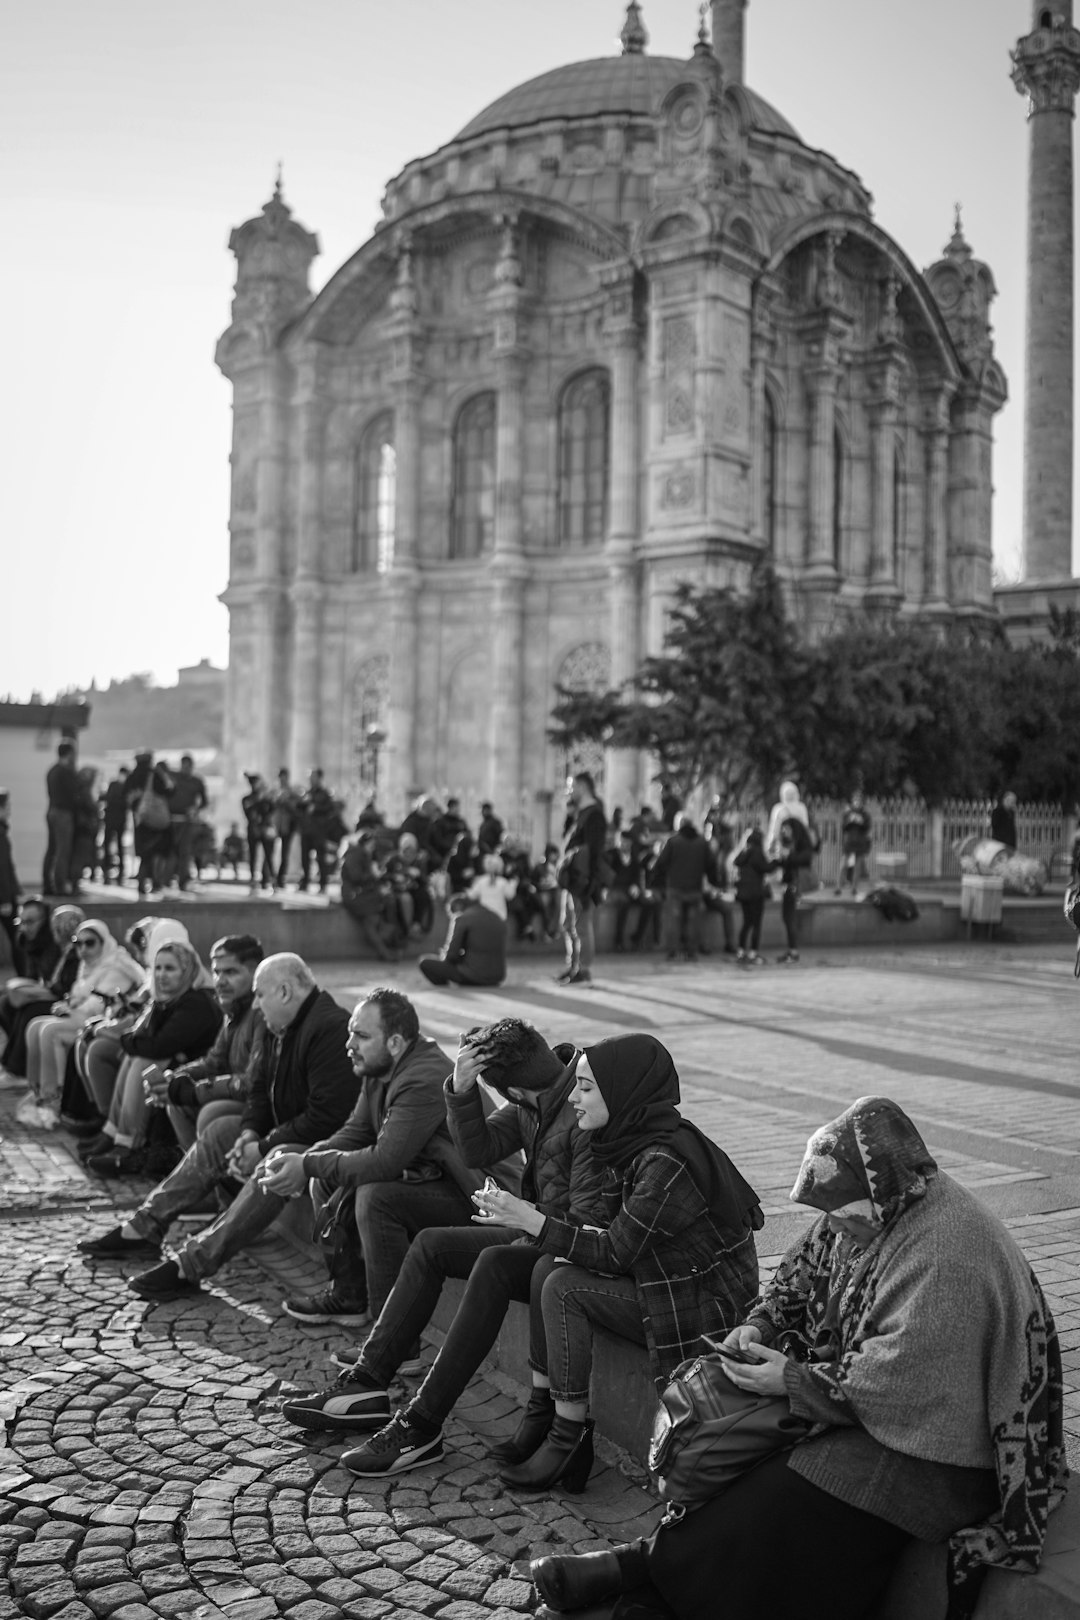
[60,669,224,757]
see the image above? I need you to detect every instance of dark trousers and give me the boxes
[0,914,19,973]
[613,894,656,949]
[781,883,799,949]
[312,1176,475,1321]
[300,835,329,889]
[276,829,296,886]
[738,897,764,951]
[358,1228,539,1428]
[102,823,125,883]
[418,957,493,986]
[663,889,703,954]
[247,833,276,886]
[43,808,75,895]
[644,1450,910,1620]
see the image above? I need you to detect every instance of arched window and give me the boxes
[832,427,844,566]
[762,395,778,553]
[558,369,610,546]
[1040,9,1053,28]
[352,413,396,574]
[451,393,496,559]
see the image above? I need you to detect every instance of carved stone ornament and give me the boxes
[559,641,611,692]
[666,387,694,433]
[661,467,697,509]
[663,315,696,366]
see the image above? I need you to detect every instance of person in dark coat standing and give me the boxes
[652,813,719,962]
[101,768,130,886]
[0,792,21,971]
[991,791,1018,851]
[43,741,78,897]
[419,895,506,986]
[557,773,607,987]
[127,752,174,898]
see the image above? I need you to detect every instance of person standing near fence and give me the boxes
[838,791,873,897]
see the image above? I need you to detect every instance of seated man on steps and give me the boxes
[77,934,269,1258]
[418,893,506,987]
[248,988,490,1334]
[105,954,358,1297]
[278,1016,605,1481]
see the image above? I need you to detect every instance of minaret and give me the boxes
[1012,3,1080,579]
[710,0,747,84]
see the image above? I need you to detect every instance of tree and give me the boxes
[549,565,810,803]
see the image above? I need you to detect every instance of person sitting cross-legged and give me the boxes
[119,953,357,1298]
[418,893,506,987]
[279,1017,604,1480]
[255,989,479,1333]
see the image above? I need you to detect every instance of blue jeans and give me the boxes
[532,1254,646,1404]
[130,1111,247,1243]
[357,1228,539,1425]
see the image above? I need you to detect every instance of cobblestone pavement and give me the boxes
[4,940,1080,1620]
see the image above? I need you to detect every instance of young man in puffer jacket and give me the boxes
[280,1017,604,1478]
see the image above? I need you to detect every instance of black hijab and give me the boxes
[585,1032,763,1237]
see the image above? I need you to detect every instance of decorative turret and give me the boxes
[220,173,319,358]
[1012,1,1080,579]
[923,207,998,377]
[620,2,647,55]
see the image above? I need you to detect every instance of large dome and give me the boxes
[455,55,800,143]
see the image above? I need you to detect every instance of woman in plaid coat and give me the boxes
[474,1033,761,1493]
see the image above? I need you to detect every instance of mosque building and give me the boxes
[216,0,1016,837]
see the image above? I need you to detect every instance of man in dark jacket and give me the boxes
[43,741,78,897]
[259,989,482,1329]
[279,1017,604,1480]
[101,768,130,885]
[123,953,357,1298]
[652,813,719,962]
[418,895,506,986]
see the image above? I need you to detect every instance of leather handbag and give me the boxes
[648,1344,811,1514]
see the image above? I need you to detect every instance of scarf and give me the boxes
[151,940,208,1003]
[584,1033,681,1171]
[792,1093,936,1234]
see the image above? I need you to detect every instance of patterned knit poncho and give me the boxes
[747,1097,1068,1618]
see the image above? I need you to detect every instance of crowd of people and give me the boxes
[0,922,1065,1620]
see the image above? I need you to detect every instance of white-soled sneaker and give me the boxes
[342,1413,443,1477]
[280,1370,391,1433]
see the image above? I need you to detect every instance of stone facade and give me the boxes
[216,1,1007,840]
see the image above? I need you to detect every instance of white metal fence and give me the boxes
[801,797,1070,884]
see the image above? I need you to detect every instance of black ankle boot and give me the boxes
[488,1386,555,1464]
[498,1415,594,1493]
[532,1548,623,1611]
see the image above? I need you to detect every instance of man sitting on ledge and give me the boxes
[418,894,506,988]
[118,953,357,1298]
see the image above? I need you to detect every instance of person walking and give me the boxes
[557,772,607,988]
[43,742,78,897]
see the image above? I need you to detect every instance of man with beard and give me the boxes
[253,988,486,1335]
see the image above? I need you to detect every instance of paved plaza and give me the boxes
[3,939,1080,1620]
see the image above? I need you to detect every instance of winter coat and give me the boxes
[436,903,507,985]
[119,987,222,1065]
[560,802,608,900]
[734,843,772,903]
[444,1045,604,1221]
[539,1143,760,1386]
[302,1033,476,1194]
[167,997,266,1109]
[652,823,719,893]
[241,988,357,1156]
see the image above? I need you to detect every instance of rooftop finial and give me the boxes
[945,202,973,262]
[274,161,284,201]
[694,0,714,56]
[621,1,648,54]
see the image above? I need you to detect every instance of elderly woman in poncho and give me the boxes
[532,1096,1066,1620]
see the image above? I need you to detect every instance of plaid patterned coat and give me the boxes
[539,1143,759,1386]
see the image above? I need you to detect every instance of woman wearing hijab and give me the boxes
[764,779,809,855]
[0,904,84,1089]
[81,939,221,1176]
[16,919,143,1130]
[472,1034,761,1494]
[531,1097,1066,1620]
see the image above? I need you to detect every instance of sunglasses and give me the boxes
[75,937,102,951]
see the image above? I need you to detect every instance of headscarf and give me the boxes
[791,1095,937,1234]
[151,939,210,1002]
[50,904,85,943]
[73,919,119,986]
[583,1034,682,1171]
[142,916,190,966]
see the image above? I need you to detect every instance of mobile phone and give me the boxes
[716,1343,759,1366]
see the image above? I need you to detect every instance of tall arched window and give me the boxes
[762,395,778,553]
[558,369,610,546]
[352,413,396,574]
[451,393,496,559]
[832,427,844,566]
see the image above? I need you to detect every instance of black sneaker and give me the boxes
[282,1289,371,1327]
[342,1412,443,1476]
[129,1260,201,1300]
[281,1370,391,1432]
[77,1226,161,1260]
[330,1347,425,1377]
[566,969,592,985]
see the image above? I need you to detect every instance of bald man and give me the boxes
[125,953,357,1300]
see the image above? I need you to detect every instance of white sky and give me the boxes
[0,0,1049,696]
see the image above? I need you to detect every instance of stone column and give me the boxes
[1013,12,1080,579]
[385,244,424,815]
[921,385,953,616]
[805,360,840,576]
[487,219,530,807]
[290,373,325,777]
[866,366,902,610]
[603,278,643,811]
[750,287,777,546]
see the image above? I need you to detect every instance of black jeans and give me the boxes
[359,1228,541,1426]
[781,883,799,949]
[738,897,764,951]
[300,835,329,889]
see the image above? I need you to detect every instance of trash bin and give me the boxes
[960,873,1004,936]
[875,852,908,883]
